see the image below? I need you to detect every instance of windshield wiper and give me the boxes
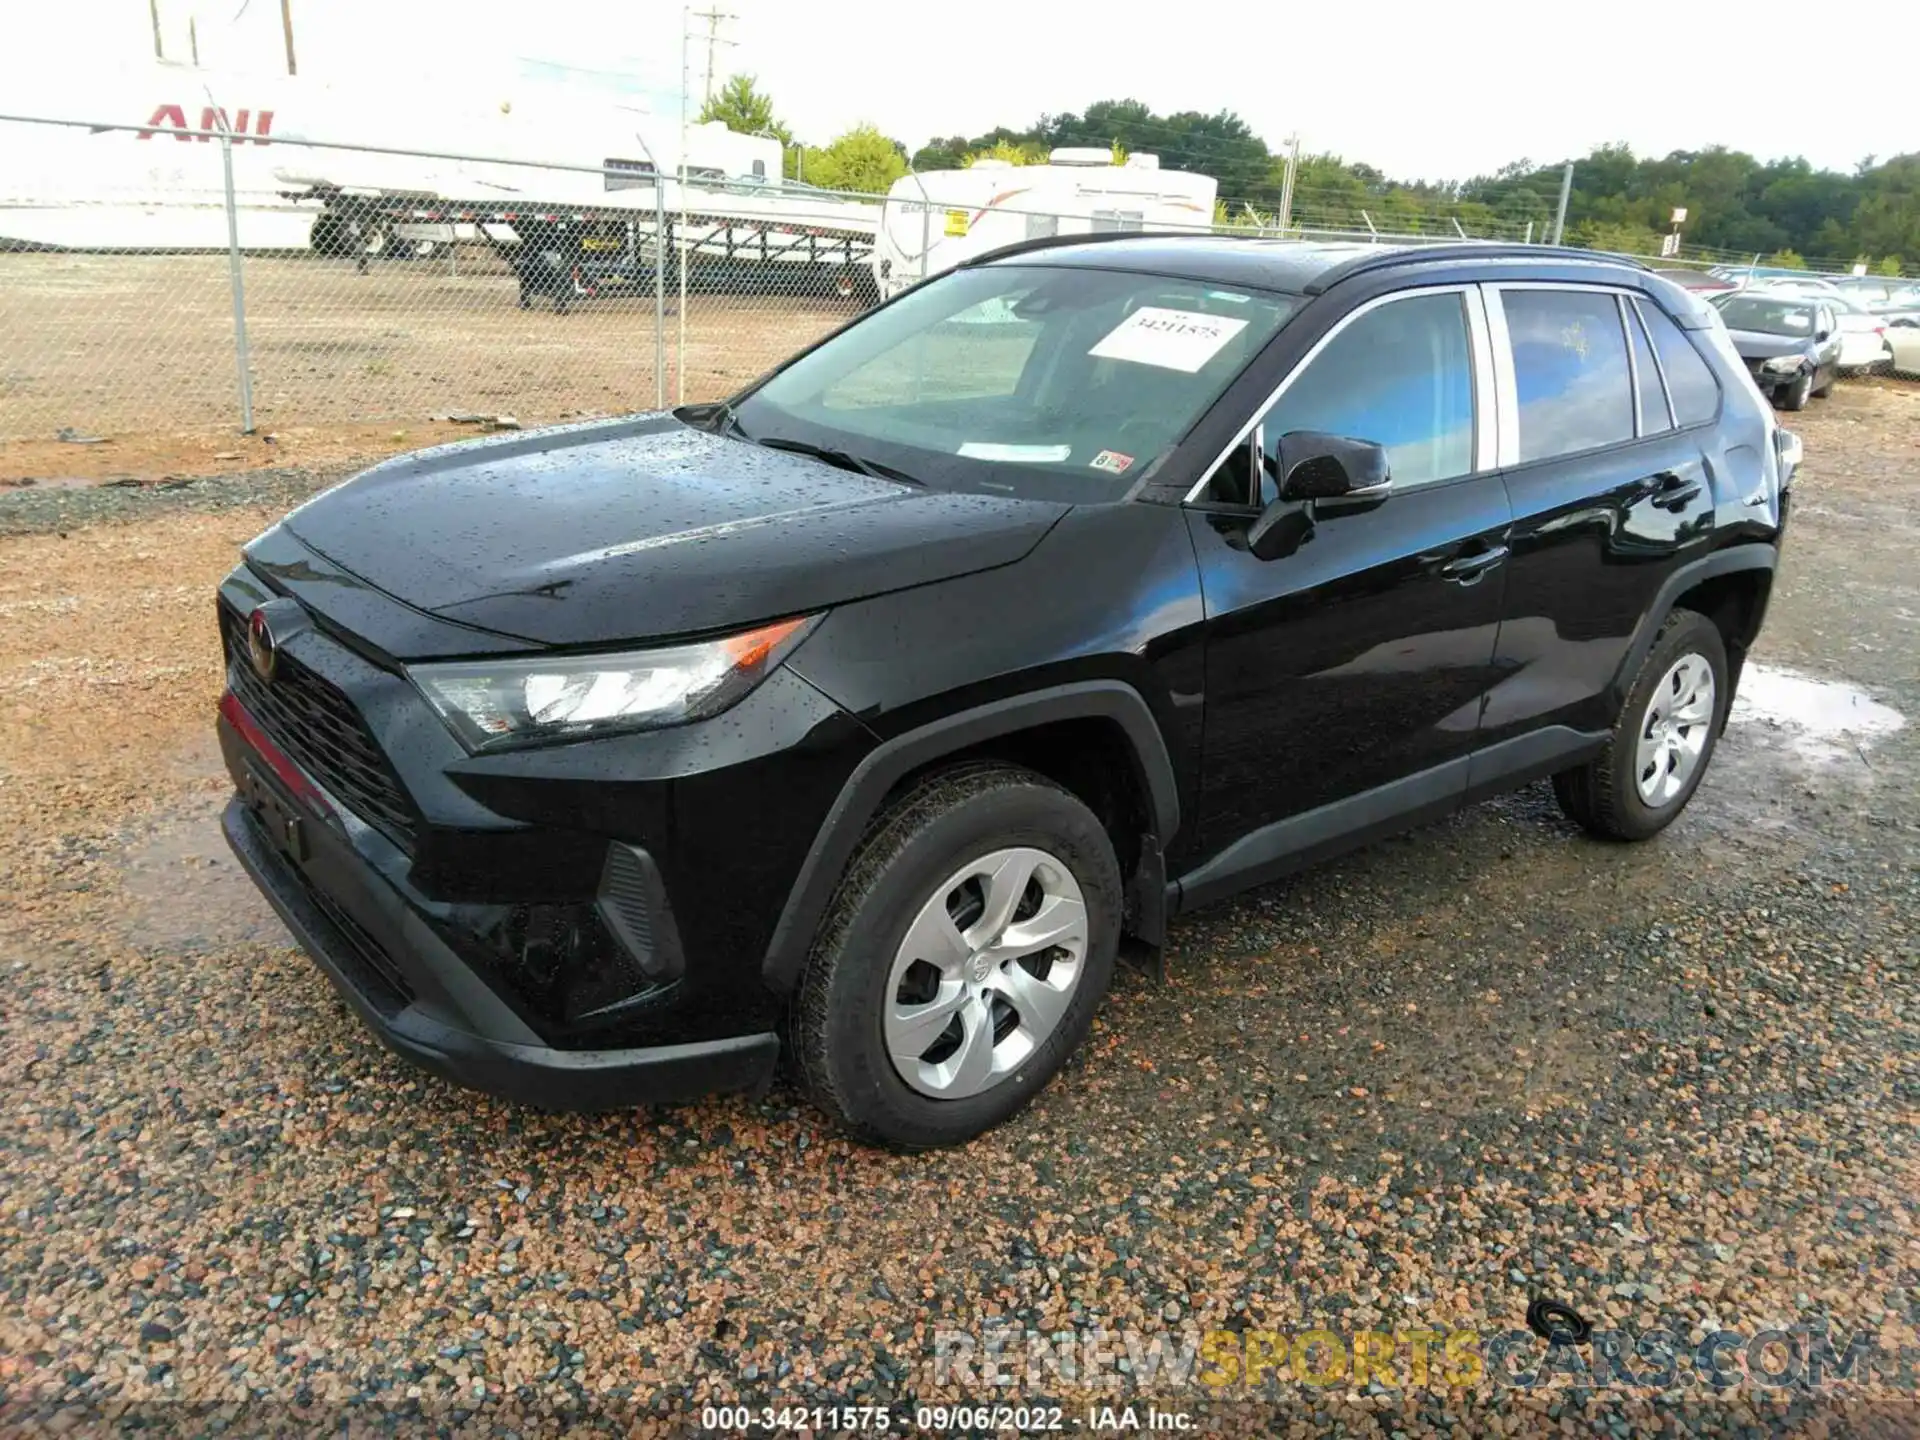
[754,436,923,487]
[708,400,749,440]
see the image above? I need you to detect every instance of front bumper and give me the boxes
[1746,358,1806,392]
[222,793,779,1109]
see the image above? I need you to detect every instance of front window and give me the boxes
[1714,295,1818,337]
[734,264,1295,499]
[1259,289,1477,493]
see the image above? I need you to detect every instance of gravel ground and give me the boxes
[0,250,854,479]
[1,383,1917,1435]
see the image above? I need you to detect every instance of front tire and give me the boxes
[790,764,1122,1149]
[1776,370,1812,411]
[1553,610,1728,842]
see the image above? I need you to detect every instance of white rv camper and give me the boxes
[871,150,1218,300]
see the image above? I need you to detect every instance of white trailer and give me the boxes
[0,57,858,264]
[871,149,1218,300]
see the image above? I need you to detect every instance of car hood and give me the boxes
[1723,329,1813,361]
[279,414,1068,649]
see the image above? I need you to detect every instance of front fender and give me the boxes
[758,680,1180,993]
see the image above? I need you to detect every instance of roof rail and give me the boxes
[956,229,1267,270]
[1304,243,1650,295]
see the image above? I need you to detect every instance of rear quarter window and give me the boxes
[1638,301,1722,427]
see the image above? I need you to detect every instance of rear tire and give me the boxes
[790,764,1121,1150]
[1553,610,1728,842]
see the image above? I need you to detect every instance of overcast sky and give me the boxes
[28,0,1910,182]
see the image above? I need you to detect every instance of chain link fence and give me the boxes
[0,114,886,457]
[3,112,1909,473]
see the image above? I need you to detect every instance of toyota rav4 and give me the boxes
[217,238,1797,1149]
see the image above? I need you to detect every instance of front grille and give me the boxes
[221,603,418,854]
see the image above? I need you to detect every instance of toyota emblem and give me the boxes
[247,607,277,682]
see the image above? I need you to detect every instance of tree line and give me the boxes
[702,78,1916,272]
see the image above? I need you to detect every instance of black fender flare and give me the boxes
[1610,543,1776,712]
[760,680,1181,993]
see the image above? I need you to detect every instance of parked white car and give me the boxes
[1887,318,1920,378]
[1835,277,1920,327]
[1746,274,1849,301]
[1821,295,1895,373]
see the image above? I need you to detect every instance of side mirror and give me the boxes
[1247,431,1391,562]
[1276,430,1391,501]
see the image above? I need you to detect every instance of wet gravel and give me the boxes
[0,466,344,539]
[1,384,1917,1435]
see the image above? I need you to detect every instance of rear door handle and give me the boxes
[1651,473,1703,511]
[1440,544,1508,584]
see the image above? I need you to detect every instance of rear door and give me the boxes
[1476,283,1719,776]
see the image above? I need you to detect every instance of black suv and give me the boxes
[218,239,1797,1149]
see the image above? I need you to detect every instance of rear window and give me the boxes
[1502,288,1635,463]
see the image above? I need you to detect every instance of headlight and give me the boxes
[411,615,817,751]
[1761,355,1806,375]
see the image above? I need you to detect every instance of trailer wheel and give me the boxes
[310,213,354,257]
[834,265,879,307]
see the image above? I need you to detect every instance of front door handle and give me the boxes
[1440,544,1509,584]
[1651,473,1703,511]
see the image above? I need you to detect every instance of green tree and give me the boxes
[1041,99,1272,204]
[902,101,1916,262]
[1572,220,1663,257]
[1766,249,1808,269]
[962,137,1048,167]
[697,73,791,147]
[800,125,909,194]
[911,135,971,171]
[1853,156,1920,262]
[1875,255,1905,276]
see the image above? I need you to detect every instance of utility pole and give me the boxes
[1277,133,1300,237]
[1550,160,1574,246]
[280,0,298,75]
[689,8,737,106]
[150,0,165,59]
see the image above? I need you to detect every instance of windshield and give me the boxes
[733,263,1295,499]
[1714,295,1817,337]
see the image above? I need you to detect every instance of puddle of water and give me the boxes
[1729,663,1906,764]
[118,778,290,954]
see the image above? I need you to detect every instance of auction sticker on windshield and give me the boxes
[1089,306,1250,373]
[957,442,1074,462]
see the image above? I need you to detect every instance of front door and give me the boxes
[1183,286,1512,900]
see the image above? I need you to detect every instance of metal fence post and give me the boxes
[219,130,257,433]
[654,177,667,409]
[1551,161,1574,247]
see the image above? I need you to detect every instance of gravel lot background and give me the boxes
[0,251,855,486]
[1,382,1916,1434]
